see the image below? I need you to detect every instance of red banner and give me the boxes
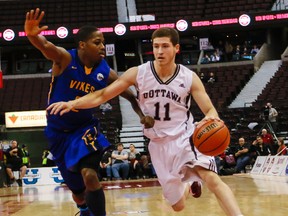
[0,70,3,89]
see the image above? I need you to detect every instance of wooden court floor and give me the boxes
[0,174,287,216]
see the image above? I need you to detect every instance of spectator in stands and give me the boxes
[214,146,235,176]
[99,102,112,115]
[99,149,112,181]
[250,45,259,55]
[4,140,27,187]
[260,128,275,154]
[207,72,217,84]
[224,41,233,61]
[47,27,243,215]
[215,40,225,61]
[234,137,251,173]
[242,46,249,56]
[276,138,287,155]
[218,145,237,176]
[25,8,145,216]
[241,46,252,60]
[250,136,271,161]
[111,143,129,180]
[210,50,221,62]
[21,144,30,168]
[205,42,214,50]
[201,54,211,64]
[266,102,278,132]
[128,144,143,179]
[233,45,241,61]
[199,72,207,83]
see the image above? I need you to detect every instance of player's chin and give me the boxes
[94,56,104,63]
[156,59,166,65]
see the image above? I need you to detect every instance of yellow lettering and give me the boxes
[79,82,85,91]
[70,80,78,88]
[76,81,81,89]
[85,83,90,93]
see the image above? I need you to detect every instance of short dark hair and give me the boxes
[74,25,99,46]
[152,27,179,46]
[116,143,123,147]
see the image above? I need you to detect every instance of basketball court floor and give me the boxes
[0,174,287,216]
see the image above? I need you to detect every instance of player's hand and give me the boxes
[140,116,155,128]
[47,101,73,116]
[25,8,48,36]
[194,116,222,127]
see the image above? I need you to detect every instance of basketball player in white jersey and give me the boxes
[48,27,243,215]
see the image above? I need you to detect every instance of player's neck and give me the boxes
[154,61,177,81]
[78,52,98,69]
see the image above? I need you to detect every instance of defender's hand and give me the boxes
[47,101,73,116]
[25,8,48,36]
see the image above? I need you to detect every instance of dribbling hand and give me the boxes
[194,116,222,128]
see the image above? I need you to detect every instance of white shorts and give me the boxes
[148,131,217,205]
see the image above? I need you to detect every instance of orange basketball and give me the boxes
[192,119,230,156]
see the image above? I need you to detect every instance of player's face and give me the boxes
[152,37,179,65]
[82,31,106,64]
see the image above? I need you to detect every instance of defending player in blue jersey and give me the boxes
[24,8,151,216]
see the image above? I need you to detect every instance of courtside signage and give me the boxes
[5,110,47,128]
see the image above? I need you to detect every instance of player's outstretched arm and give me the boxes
[107,70,155,128]
[25,8,70,72]
[107,69,146,120]
[47,67,138,116]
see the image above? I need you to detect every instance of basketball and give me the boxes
[192,119,230,156]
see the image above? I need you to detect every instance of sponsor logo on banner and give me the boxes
[282,162,288,176]
[23,169,41,185]
[250,156,266,174]
[23,167,64,185]
[252,156,288,176]
[267,156,288,176]
[50,167,64,183]
[5,110,47,128]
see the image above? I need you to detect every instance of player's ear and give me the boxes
[79,41,85,49]
[175,44,180,52]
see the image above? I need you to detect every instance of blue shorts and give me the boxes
[45,119,110,192]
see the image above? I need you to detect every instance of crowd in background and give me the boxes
[0,140,157,187]
[201,40,260,64]
[0,102,286,185]
[217,127,287,176]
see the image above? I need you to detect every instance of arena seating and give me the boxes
[254,61,288,108]
[192,63,254,112]
[135,0,275,21]
[0,0,118,27]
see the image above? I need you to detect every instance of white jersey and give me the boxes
[136,61,195,140]
[136,62,216,205]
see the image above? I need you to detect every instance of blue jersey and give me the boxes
[46,49,110,131]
